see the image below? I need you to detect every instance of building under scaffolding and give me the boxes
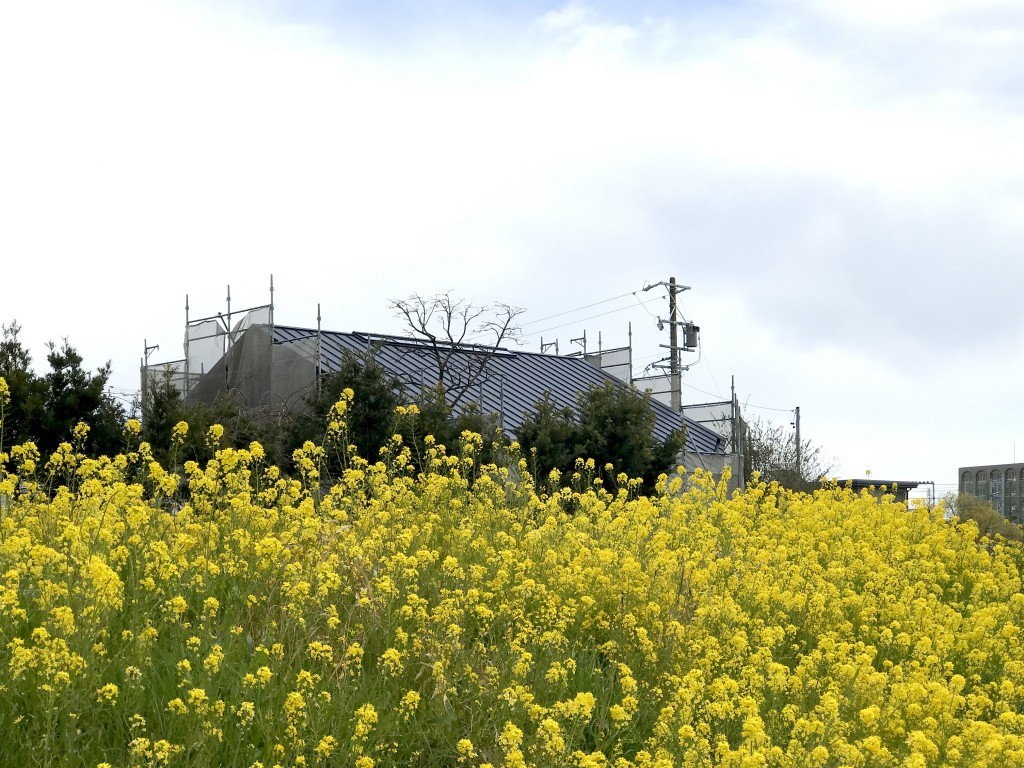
[143,285,744,485]
[141,284,274,411]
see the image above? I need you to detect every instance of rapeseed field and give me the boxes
[1,380,1022,767]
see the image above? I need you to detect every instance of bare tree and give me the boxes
[389,293,525,410]
[742,415,834,492]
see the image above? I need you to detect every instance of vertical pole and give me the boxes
[794,406,801,478]
[142,339,160,413]
[184,294,190,399]
[732,375,744,489]
[316,303,322,397]
[225,285,231,393]
[269,274,275,406]
[628,322,633,384]
[141,340,148,416]
[730,375,737,453]
[669,277,680,412]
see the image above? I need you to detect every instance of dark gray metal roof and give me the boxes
[273,325,725,456]
[834,479,925,490]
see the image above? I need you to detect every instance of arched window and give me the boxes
[1007,469,1018,521]
[977,470,988,499]
[962,471,974,495]
[991,470,1004,514]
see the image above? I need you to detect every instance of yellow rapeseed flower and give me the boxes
[95,683,119,704]
[316,736,337,757]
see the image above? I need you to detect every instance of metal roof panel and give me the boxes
[272,325,724,455]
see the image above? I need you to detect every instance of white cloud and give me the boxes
[791,0,1022,29]
[538,1,592,32]
[1,0,1022,481]
[536,1,638,62]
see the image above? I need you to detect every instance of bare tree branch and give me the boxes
[389,292,525,410]
[742,414,834,491]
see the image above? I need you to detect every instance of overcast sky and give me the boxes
[2,0,1023,491]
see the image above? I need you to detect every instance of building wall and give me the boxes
[679,452,743,495]
[184,325,319,410]
[959,463,1024,525]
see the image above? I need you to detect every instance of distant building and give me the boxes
[832,479,925,505]
[144,320,730,470]
[959,464,1024,524]
[142,279,743,486]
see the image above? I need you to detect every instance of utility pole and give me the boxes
[668,277,679,411]
[794,406,801,478]
[732,375,745,490]
[644,277,694,412]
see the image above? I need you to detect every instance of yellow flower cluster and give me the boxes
[2,375,1024,767]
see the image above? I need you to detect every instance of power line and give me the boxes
[632,291,660,318]
[522,296,662,339]
[698,340,721,399]
[637,361,792,414]
[463,287,657,345]
[682,381,728,401]
[520,290,639,327]
[742,402,796,414]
